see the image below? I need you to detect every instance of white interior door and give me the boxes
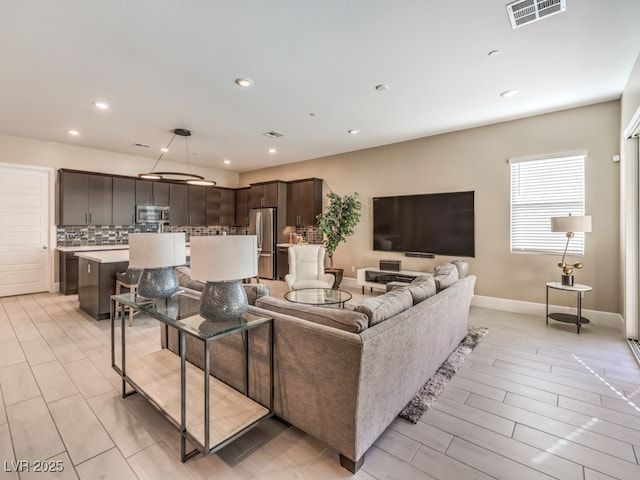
[0,164,51,296]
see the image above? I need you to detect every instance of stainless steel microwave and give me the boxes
[135,205,170,224]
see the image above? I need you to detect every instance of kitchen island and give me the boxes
[75,248,191,320]
[75,250,130,320]
[58,245,129,295]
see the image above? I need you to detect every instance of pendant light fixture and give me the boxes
[138,128,216,186]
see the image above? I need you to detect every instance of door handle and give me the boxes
[42,245,48,249]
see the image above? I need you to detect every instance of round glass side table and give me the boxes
[545,282,592,334]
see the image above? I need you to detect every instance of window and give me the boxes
[510,153,586,255]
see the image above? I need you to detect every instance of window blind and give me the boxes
[510,154,586,255]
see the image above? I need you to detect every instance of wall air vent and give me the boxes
[506,0,566,29]
[262,130,285,138]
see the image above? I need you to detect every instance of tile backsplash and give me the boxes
[57,224,322,247]
[56,224,244,247]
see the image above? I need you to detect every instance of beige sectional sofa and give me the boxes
[165,265,475,472]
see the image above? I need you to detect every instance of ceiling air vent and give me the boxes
[506,0,566,29]
[262,130,285,139]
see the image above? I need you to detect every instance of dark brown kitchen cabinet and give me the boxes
[168,184,205,225]
[235,187,250,226]
[188,185,206,225]
[59,251,79,295]
[250,181,286,208]
[58,170,112,225]
[287,178,323,226]
[169,183,188,225]
[135,179,169,206]
[78,257,129,320]
[206,187,235,226]
[112,177,136,225]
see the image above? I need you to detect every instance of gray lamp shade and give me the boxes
[128,233,186,299]
[550,215,592,233]
[190,235,258,321]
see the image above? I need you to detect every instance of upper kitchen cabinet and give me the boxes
[250,181,286,208]
[234,187,250,226]
[188,185,206,226]
[168,184,206,226]
[112,177,136,225]
[58,170,113,225]
[135,179,169,206]
[169,183,188,225]
[286,178,323,226]
[206,187,235,226]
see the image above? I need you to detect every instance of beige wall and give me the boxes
[0,133,240,187]
[241,101,622,313]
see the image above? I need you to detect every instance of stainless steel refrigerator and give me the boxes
[249,208,276,280]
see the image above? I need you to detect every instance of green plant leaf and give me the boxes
[315,191,362,265]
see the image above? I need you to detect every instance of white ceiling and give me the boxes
[1,1,639,173]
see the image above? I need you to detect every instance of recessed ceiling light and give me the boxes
[160,147,169,153]
[268,148,276,154]
[223,160,231,165]
[488,50,500,57]
[375,84,389,91]
[67,130,80,136]
[93,101,109,109]
[235,78,253,87]
[500,89,519,98]
[348,129,360,135]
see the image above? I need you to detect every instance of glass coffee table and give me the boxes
[284,288,352,309]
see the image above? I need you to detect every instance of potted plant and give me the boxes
[315,191,362,288]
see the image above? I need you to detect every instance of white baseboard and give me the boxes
[471,295,624,333]
[341,276,624,333]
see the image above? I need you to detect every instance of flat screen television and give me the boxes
[373,191,475,257]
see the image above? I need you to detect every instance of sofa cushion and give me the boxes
[355,287,413,326]
[433,263,459,291]
[175,266,204,291]
[256,296,369,333]
[244,283,271,305]
[175,266,269,305]
[407,276,437,304]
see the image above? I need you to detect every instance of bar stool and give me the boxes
[114,268,142,326]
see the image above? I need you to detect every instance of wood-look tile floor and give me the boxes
[1,281,639,479]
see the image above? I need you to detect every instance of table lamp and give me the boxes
[128,232,186,298]
[190,235,258,321]
[550,214,592,286]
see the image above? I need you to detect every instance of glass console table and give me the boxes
[110,291,273,462]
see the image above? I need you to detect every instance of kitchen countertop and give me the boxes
[57,245,130,252]
[75,247,191,263]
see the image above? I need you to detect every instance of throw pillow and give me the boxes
[355,287,413,326]
[433,263,459,291]
[408,276,437,304]
[244,284,270,305]
[256,296,369,333]
[175,266,204,291]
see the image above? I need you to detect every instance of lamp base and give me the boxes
[200,280,248,321]
[561,274,574,286]
[137,267,180,299]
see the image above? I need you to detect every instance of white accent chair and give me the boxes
[285,245,335,290]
